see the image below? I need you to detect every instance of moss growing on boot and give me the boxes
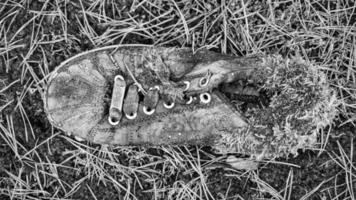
[215,55,340,158]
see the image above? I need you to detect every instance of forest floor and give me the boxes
[0,0,355,199]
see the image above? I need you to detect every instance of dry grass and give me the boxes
[0,0,355,199]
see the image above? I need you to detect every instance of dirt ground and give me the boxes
[1,0,355,200]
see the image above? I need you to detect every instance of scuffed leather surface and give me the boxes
[44,45,339,158]
[45,45,249,146]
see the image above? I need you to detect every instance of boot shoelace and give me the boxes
[108,75,212,126]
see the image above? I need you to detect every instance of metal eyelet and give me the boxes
[199,77,209,87]
[149,85,160,91]
[125,112,137,120]
[163,101,175,109]
[115,75,124,82]
[185,96,193,104]
[74,136,85,142]
[200,93,211,104]
[183,81,190,91]
[143,106,155,115]
[108,116,120,126]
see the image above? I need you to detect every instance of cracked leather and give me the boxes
[44,45,254,146]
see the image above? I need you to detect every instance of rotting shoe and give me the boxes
[43,45,339,158]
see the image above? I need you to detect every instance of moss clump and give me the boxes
[216,55,340,158]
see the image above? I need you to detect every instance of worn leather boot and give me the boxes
[44,45,338,158]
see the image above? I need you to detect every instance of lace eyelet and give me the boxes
[163,101,175,109]
[200,93,211,104]
[143,106,155,115]
[183,81,190,91]
[185,96,193,104]
[149,85,160,91]
[125,112,137,120]
[199,77,209,87]
[108,116,120,126]
[114,75,124,81]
